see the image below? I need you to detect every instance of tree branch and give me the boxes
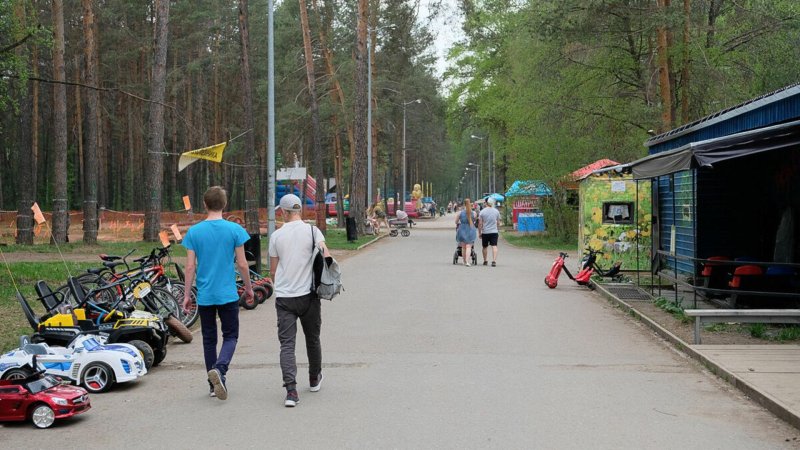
[0,32,33,54]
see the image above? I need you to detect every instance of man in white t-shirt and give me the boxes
[269,194,331,408]
[478,197,502,266]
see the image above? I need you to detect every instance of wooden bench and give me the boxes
[684,309,800,344]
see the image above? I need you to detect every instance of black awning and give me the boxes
[628,119,800,179]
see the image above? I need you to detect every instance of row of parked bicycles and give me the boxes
[0,245,273,428]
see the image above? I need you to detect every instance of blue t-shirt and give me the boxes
[182,219,251,306]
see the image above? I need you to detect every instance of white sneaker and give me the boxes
[310,372,323,392]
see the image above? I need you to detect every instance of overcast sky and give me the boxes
[418,0,465,85]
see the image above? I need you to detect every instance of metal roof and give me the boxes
[645,83,800,147]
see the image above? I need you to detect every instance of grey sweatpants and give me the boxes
[275,293,322,388]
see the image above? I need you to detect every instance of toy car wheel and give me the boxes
[81,362,114,393]
[153,346,167,367]
[254,285,269,306]
[240,288,259,310]
[31,404,55,429]
[2,367,33,380]
[389,230,398,237]
[165,315,193,343]
[260,284,273,303]
[128,339,155,370]
[401,230,410,237]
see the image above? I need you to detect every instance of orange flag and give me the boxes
[159,231,171,247]
[170,224,183,241]
[31,202,46,224]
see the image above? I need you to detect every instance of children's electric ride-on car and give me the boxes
[0,335,147,394]
[0,358,91,429]
[17,283,169,370]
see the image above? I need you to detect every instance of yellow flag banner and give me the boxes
[178,142,227,172]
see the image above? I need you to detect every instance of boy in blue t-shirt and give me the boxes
[182,186,253,400]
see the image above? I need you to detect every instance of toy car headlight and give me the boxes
[52,397,68,406]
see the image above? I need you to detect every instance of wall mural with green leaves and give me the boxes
[579,176,651,271]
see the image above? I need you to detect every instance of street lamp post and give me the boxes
[468,163,480,200]
[402,98,421,214]
[471,134,494,193]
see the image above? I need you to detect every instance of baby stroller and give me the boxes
[388,216,413,237]
[453,243,477,265]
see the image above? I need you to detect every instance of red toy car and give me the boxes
[0,368,91,428]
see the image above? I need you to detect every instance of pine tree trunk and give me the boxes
[14,1,34,245]
[656,0,674,132]
[350,0,369,234]
[31,42,39,201]
[298,0,326,232]
[680,0,691,124]
[313,0,355,183]
[238,0,259,234]
[143,0,170,241]
[51,0,69,244]
[81,0,99,244]
[73,56,83,210]
[16,88,34,245]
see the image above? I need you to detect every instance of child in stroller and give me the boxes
[388,209,413,237]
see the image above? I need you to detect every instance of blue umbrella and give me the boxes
[484,193,505,203]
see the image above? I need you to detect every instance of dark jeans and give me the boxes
[275,293,321,388]
[198,300,240,376]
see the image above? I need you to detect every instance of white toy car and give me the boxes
[0,335,147,393]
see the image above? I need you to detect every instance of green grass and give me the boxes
[749,323,767,338]
[322,228,376,250]
[777,326,800,341]
[501,231,575,251]
[654,296,691,324]
[0,240,187,257]
[0,261,99,352]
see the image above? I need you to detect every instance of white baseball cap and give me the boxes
[277,194,302,211]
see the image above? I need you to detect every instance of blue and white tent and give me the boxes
[504,180,553,198]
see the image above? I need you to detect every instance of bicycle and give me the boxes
[72,246,198,329]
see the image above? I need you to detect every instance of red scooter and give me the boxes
[545,249,622,289]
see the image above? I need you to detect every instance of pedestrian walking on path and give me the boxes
[182,186,254,400]
[269,194,331,407]
[478,197,501,266]
[455,198,477,266]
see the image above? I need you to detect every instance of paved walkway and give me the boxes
[2,214,798,448]
[695,345,800,422]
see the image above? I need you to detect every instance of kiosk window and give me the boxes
[602,202,633,224]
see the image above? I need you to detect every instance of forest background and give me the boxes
[1,0,799,245]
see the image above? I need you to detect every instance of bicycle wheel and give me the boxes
[150,287,183,320]
[164,314,193,343]
[168,281,199,328]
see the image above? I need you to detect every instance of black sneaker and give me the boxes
[310,372,323,392]
[285,389,300,407]
[208,381,216,398]
[483,261,488,266]
[208,369,228,400]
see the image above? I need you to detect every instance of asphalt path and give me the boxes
[2,214,797,448]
